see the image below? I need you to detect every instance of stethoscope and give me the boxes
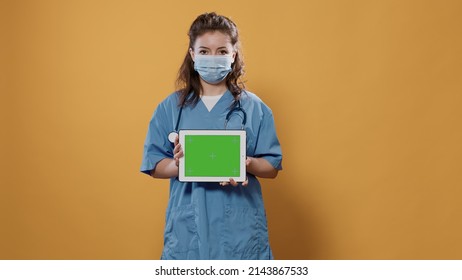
[168,99,247,143]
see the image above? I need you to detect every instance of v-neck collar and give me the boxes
[201,94,224,112]
[198,89,233,114]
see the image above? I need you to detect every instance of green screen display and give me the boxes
[184,135,241,177]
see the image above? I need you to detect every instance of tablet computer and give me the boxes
[178,130,246,182]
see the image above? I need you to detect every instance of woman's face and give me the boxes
[189,31,236,61]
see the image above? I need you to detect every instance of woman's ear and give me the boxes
[189,48,195,61]
[232,51,236,63]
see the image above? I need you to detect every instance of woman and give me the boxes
[140,12,282,260]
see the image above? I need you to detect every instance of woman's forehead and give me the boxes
[194,31,232,48]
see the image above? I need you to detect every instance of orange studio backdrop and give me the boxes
[1,0,462,259]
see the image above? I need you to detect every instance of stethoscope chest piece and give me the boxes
[168,131,178,143]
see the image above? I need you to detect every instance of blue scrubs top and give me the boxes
[140,90,283,260]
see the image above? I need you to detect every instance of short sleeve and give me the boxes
[253,106,283,170]
[140,102,173,176]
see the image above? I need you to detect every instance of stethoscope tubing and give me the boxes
[169,99,246,143]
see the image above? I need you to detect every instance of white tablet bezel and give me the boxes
[178,129,246,182]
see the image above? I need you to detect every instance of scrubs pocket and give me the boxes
[223,205,268,258]
[163,204,199,258]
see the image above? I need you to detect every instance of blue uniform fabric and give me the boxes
[140,90,282,260]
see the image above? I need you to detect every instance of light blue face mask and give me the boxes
[193,55,234,84]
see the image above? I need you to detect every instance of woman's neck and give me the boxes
[200,79,228,96]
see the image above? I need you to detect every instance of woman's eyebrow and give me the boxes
[198,46,228,50]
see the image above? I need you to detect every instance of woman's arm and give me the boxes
[150,158,178,178]
[150,138,279,181]
[246,156,279,178]
[150,136,183,178]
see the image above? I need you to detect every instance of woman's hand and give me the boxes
[219,156,279,186]
[173,135,184,167]
[219,157,252,187]
[150,135,183,178]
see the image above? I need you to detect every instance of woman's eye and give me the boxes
[199,50,207,55]
[220,50,228,55]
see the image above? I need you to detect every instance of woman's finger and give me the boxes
[229,178,238,187]
[174,135,179,146]
[173,145,183,167]
[173,143,181,154]
[242,176,249,187]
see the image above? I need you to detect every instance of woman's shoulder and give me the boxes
[240,90,273,115]
[155,91,181,110]
[163,91,181,105]
[240,90,260,102]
